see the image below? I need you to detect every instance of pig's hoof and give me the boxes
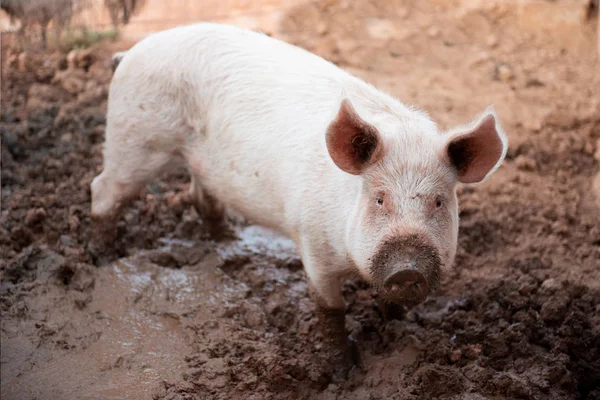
[204,219,237,241]
[348,337,360,365]
[330,338,360,382]
[87,223,120,265]
[331,363,351,382]
[87,241,115,266]
[331,356,353,382]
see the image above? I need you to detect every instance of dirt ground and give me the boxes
[1,0,600,399]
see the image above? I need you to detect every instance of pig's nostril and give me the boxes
[384,269,428,299]
[387,283,402,293]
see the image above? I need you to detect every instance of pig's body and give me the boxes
[95,23,437,305]
[92,23,507,376]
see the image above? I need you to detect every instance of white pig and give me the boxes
[91,23,507,375]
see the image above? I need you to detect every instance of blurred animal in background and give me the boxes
[1,0,74,49]
[0,0,146,49]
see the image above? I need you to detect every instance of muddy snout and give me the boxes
[372,235,441,305]
[384,268,428,303]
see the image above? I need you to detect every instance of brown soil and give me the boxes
[2,1,600,399]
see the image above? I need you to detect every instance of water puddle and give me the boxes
[2,226,301,400]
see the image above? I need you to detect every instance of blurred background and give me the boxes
[0,0,301,48]
[1,0,599,49]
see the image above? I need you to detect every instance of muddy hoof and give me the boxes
[204,220,237,241]
[330,338,360,382]
[331,362,352,382]
[87,240,117,266]
[331,357,353,382]
[348,336,360,366]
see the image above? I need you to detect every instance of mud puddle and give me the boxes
[1,226,303,400]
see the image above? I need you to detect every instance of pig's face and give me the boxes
[327,100,507,305]
[348,153,458,305]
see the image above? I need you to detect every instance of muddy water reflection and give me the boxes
[2,226,299,400]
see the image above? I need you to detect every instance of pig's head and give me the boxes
[326,99,507,305]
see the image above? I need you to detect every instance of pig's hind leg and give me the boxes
[90,129,181,259]
[188,174,235,240]
[91,153,177,219]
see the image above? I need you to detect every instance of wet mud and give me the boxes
[2,1,600,399]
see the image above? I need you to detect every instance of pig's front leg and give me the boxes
[307,268,359,380]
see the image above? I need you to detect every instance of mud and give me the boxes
[1,1,600,399]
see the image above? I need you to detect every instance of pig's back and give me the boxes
[111,23,374,235]
[115,23,352,124]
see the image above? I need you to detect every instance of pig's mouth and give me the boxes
[369,235,441,305]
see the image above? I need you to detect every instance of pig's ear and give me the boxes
[444,110,508,184]
[326,99,383,175]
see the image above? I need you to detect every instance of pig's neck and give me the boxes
[292,164,363,276]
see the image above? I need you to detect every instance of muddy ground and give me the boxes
[1,1,600,399]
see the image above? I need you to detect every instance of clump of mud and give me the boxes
[2,1,600,399]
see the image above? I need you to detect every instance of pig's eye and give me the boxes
[435,196,443,209]
[376,196,384,206]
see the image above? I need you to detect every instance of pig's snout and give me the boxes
[371,234,441,305]
[384,268,428,303]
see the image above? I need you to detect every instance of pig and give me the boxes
[90,23,508,377]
